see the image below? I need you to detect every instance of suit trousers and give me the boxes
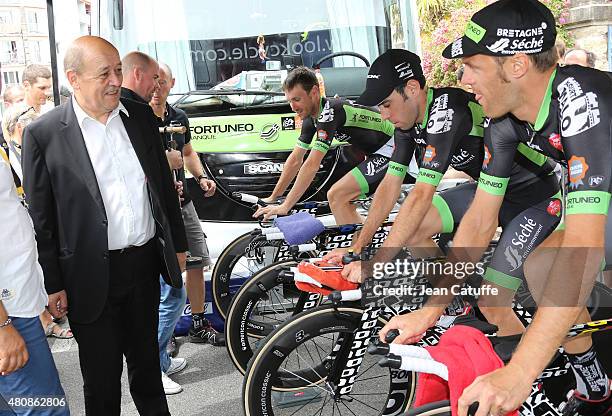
[70,239,170,416]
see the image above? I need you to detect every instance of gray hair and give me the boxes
[564,48,596,68]
[3,85,24,105]
[3,103,39,137]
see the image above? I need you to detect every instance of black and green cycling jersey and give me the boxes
[296,97,394,155]
[387,87,485,186]
[482,65,611,215]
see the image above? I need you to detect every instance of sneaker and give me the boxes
[167,335,179,358]
[561,382,612,416]
[161,372,182,395]
[189,324,225,346]
[166,357,187,376]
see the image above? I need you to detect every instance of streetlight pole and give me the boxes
[46,0,59,106]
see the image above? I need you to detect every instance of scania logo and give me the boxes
[244,161,284,175]
[260,123,280,142]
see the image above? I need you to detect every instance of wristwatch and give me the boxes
[197,174,207,182]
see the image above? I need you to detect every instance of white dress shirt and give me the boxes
[72,97,155,250]
[0,153,48,317]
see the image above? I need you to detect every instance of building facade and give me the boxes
[0,0,90,103]
[566,0,612,71]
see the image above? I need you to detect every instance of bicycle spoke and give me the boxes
[310,335,338,357]
[275,366,333,395]
[315,391,331,416]
[303,339,318,365]
[352,360,378,380]
[352,374,388,383]
[335,401,344,416]
[285,390,325,416]
[339,400,360,416]
[341,395,380,413]
[294,349,328,385]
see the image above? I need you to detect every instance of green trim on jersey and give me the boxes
[467,101,485,137]
[387,161,408,179]
[566,191,611,215]
[416,168,443,186]
[534,69,557,131]
[432,194,454,233]
[465,20,486,44]
[420,88,435,130]
[477,172,509,196]
[483,268,522,291]
[351,167,369,198]
[295,140,310,150]
[343,105,395,137]
[317,97,324,119]
[312,140,330,154]
[517,143,548,166]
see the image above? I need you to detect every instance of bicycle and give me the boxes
[371,317,612,416]
[225,221,396,375]
[211,189,414,318]
[241,256,611,416]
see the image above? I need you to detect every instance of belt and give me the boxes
[110,239,154,255]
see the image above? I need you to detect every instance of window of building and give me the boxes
[0,39,20,63]
[0,10,14,25]
[3,71,20,85]
[26,10,46,33]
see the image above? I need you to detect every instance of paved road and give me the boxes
[49,330,244,416]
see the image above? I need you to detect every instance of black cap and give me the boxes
[357,49,424,106]
[442,0,556,59]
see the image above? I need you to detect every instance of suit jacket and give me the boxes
[22,98,188,324]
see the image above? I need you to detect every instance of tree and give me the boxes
[419,0,573,87]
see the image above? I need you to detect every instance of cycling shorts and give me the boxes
[351,153,415,198]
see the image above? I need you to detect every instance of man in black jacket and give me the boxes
[22,35,187,416]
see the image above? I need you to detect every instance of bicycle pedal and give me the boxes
[378,353,402,369]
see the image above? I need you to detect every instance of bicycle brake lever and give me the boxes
[342,249,361,265]
[377,353,401,369]
[385,329,400,343]
[366,338,390,356]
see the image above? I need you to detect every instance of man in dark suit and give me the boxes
[22,35,187,416]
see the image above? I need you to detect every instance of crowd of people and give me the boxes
[0,35,226,416]
[0,0,610,415]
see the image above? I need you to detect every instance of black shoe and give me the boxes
[189,325,225,346]
[561,384,612,416]
[167,335,179,358]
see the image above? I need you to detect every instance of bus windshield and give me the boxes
[94,0,420,94]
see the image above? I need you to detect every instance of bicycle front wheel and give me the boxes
[243,305,416,416]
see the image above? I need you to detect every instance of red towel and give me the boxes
[294,261,358,295]
[413,325,519,416]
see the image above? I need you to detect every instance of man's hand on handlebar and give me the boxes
[260,196,277,204]
[379,306,444,345]
[253,204,289,220]
[341,261,366,283]
[322,247,351,265]
[457,363,528,416]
